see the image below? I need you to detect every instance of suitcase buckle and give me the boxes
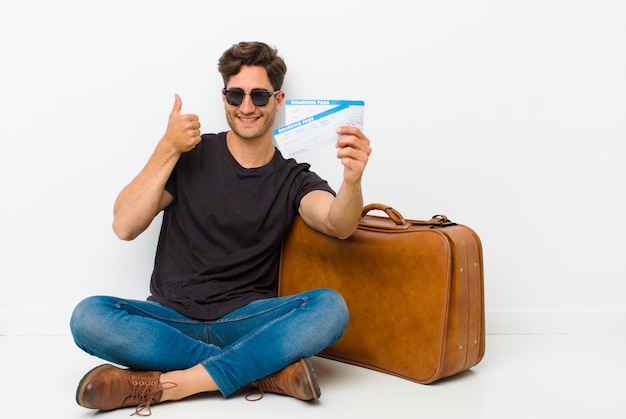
[429,215,457,228]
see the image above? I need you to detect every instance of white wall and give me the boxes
[1,0,625,335]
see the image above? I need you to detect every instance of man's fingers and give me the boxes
[335,128,371,182]
[336,133,371,155]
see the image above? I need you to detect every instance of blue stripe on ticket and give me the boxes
[274,104,350,135]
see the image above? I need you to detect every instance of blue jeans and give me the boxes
[70,289,348,397]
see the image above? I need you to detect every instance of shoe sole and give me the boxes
[300,358,321,401]
[75,364,115,408]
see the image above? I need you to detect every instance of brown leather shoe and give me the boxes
[76,364,165,415]
[248,358,321,401]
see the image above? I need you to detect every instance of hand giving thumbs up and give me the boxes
[162,93,202,154]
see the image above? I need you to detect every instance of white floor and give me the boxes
[1,334,624,419]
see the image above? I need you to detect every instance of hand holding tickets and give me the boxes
[274,100,364,159]
[275,99,370,189]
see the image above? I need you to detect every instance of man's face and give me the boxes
[223,65,283,141]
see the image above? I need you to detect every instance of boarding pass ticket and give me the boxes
[274,100,364,159]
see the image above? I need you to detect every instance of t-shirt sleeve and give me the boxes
[293,166,336,210]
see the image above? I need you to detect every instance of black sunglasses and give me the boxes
[222,88,280,107]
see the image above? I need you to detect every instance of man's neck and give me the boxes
[226,131,276,169]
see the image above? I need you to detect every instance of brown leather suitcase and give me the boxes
[278,203,485,384]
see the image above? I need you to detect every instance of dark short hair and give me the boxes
[218,41,287,90]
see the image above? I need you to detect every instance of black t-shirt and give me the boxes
[147,132,335,320]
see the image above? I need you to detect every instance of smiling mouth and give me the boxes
[237,116,261,127]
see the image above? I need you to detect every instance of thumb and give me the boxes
[170,93,182,116]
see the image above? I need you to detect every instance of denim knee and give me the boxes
[315,288,350,340]
[69,296,110,348]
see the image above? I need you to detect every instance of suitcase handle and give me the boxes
[361,204,457,229]
[361,203,406,225]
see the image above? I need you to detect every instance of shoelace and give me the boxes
[130,381,177,417]
[245,377,283,402]
[245,389,265,402]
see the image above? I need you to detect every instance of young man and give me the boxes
[70,41,371,416]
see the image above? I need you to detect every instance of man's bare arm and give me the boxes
[299,126,371,239]
[112,94,201,240]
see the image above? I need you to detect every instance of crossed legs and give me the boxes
[70,289,348,413]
